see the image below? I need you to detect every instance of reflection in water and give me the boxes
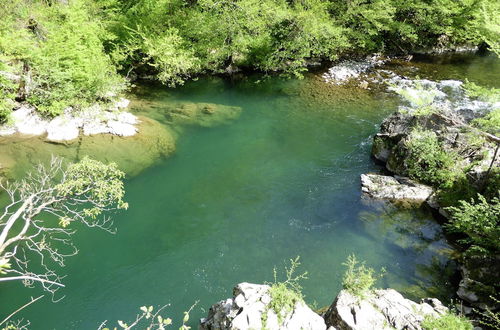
[358,202,458,301]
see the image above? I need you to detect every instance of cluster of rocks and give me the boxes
[0,98,138,142]
[360,76,499,316]
[365,110,498,213]
[322,56,386,85]
[360,76,499,211]
[199,283,449,330]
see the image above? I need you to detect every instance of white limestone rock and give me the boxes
[11,106,49,135]
[107,120,137,137]
[0,97,137,141]
[361,174,433,207]
[46,116,80,141]
[324,289,448,330]
[200,282,327,330]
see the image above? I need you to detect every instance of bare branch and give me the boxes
[0,295,44,327]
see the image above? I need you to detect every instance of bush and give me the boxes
[264,256,307,326]
[472,108,500,135]
[445,194,500,255]
[404,129,461,189]
[342,254,384,298]
[422,312,473,330]
[0,0,125,117]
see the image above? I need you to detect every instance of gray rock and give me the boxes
[361,174,433,207]
[324,289,448,330]
[200,282,326,330]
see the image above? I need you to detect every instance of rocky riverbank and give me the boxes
[0,98,138,142]
[199,283,451,330]
[359,74,499,317]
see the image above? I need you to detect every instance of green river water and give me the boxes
[0,52,498,329]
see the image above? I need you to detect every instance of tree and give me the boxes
[0,156,128,296]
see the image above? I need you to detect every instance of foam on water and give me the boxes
[323,55,386,85]
[387,75,498,121]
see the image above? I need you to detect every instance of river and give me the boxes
[0,52,498,329]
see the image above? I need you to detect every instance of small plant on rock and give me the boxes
[421,312,472,330]
[342,254,385,298]
[263,256,308,327]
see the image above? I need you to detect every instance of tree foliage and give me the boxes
[0,156,127,295]
[1,0,498,113]
[445,194,500,255]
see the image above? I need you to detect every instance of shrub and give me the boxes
[264,256,307,326]
[445,194,500,255]
[463,80,500,103]
[342,254,384,298]
[0,0,125,117]
[404,129,461,189]
[422,312,473,330]
[472,108,500,135]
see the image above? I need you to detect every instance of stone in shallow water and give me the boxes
[46,116,81,142]
[164,102,242,127]
[11,106,49,135]
[0,116,175,179]
[361,174,433,207]
[107,120,137,137]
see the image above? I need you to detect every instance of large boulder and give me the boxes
[199,282,327,330]
[0,115,175,179]
[360,174,433,207]
[324,289,448,330]
[371,111,462,164]
[372,110,498,188]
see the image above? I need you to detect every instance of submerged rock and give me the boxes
[324,289,448,330]
[0,115,175,179]
[164,102,242,127]
[199,282,327,330]
[361,174,433,207]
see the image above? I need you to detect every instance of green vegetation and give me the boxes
[0,0,499,117]
[342,254,384,298]
[445,194,500,255]
[0,0,125,117]
[263,256,307,327]
[0,157,127,294]
[464,80,500,103]
[393,82,440,116]
[472,108,500,135]
[463,80,500,135]
[422,312,473,330]
[404,129,462,189]
[477,296,500,329]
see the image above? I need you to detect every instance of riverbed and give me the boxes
[0,52,498,329]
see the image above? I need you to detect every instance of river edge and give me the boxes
[0,51,496,328]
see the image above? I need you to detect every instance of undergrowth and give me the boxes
[263,256,307,328]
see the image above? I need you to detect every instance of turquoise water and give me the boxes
[1,53,497,329]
